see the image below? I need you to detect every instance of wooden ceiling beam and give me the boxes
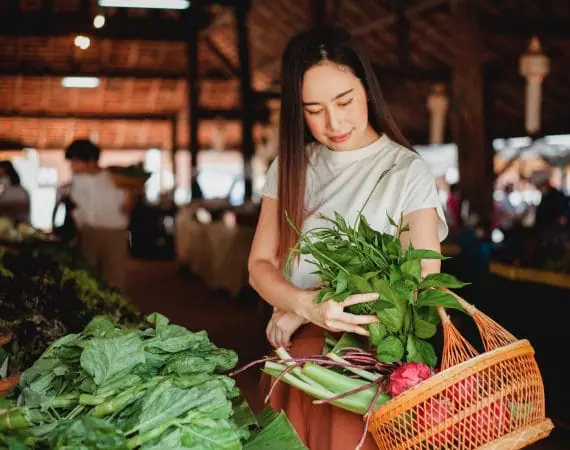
[0,107,270,122]
[204,35,240,78]
[0,110,175,121]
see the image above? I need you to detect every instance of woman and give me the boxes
[248,27,447,449]
[0,160,30,224]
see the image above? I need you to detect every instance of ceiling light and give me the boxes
[61,77,100,88]
[93,15,106,28]
[98,0,190,9]
[74,35,91,50]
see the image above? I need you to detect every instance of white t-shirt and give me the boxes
[70,170,128,230]
[261,135,448,290]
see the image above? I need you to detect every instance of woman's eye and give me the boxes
[306,109,323,116]
[338,99,353,107]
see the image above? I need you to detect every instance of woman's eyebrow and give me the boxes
[303,88,354,106]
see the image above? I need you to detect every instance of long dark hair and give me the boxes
[277,26,412,261]
[0,160,21,186]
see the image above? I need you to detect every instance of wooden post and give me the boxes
[450,0,494,224]
[235,1,254,201]
[170,115,178,182]
[186,6,201,200]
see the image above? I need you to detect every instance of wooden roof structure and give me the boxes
[0,0,569,154]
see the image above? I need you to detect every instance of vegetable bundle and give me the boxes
[1,314,305,449]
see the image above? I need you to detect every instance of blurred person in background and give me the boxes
[445,183,463,237]
[533,170,569,232]
[0,160,30,223]
[65,139,137,292]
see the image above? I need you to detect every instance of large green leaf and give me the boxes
[134,380,229,434]
[406,335,437,368]
[244,411,307,450]
[47,417,128,450]
[413,313,437,339]
[376,336,405,363]
[406,249,448,260]
[368,322,387,347]
[80,332,145,386]
[145,326,211,354]
[348,274,373,293]
[180,418,242,450]
[419,273,469,289]
[328,332,365,355]
[415,290,464,311]
[400,259,421,282]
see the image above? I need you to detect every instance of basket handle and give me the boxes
[436,289,518,370]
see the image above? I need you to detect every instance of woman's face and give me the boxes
[301,62,377,151]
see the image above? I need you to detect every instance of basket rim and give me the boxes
[372,339,535,422]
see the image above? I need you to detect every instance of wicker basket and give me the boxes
[369,290,554,450]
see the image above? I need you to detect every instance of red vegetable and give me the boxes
[463,399,512,442]
[416,398,456,447]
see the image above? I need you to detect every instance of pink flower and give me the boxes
[387,362,432,397]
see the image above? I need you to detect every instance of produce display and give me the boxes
[0,241,141,369]
[0,232,305,449]
[0,314,304,449]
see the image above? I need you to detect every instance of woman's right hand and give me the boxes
[296,290,380,336]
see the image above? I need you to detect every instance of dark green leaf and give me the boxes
[47,417,128,450]
[244,411,307,450]
[400,259,421,282]
[348,274,373,293]
[416,290,464,311]
[406,335,437,368]
[416,306,440,325]
[334,271,348,294]
[376,336,405,363]
[330,333,365,355]
[419,273,469,289]
[406,249,448,260]
[334,212,349,232]
[392,279,417,304]
[368,322,387,347]
[80,333,145,386]
[413,313,437,339]
[389,267,403,283]
[372,279,398,304]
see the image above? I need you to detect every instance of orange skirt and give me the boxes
[261,324,377,450]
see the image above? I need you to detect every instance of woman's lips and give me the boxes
[328,130,352,143]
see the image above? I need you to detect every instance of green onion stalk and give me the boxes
[231,345,396,449]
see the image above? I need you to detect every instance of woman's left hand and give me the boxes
[266,310,308,349]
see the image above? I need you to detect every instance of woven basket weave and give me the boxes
[369,290,553,449]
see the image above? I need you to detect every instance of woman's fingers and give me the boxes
[338,313,378,325]
[341,293,379,308]
[326,321,370,336]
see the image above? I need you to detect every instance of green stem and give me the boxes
[263,365,367,415]
[326,353,382,382]
[274,348,326,389]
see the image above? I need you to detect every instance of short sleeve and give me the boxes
[260,157,279,199]
[402,158,448,242]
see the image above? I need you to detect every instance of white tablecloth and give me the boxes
[175,208,255,298]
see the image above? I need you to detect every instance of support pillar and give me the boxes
[450,0,494,224]
[235,1,254,201]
